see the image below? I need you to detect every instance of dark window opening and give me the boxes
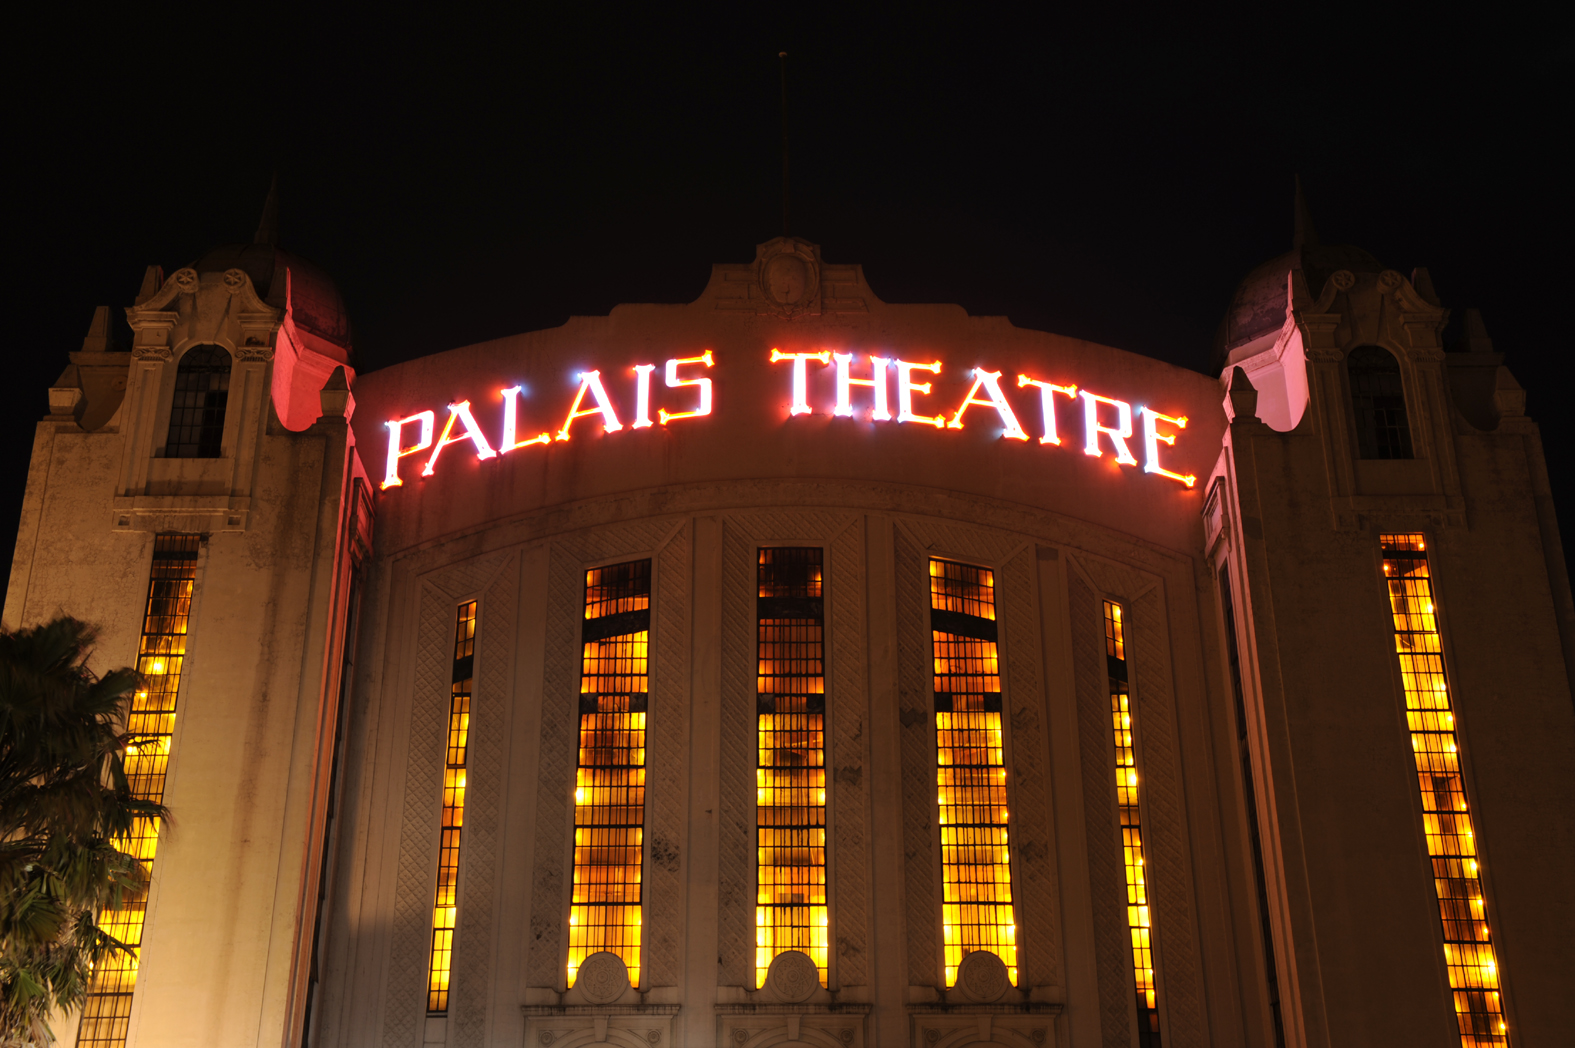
[1348,345,1413,460]
[166,345,231,458]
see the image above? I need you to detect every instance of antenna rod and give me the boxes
[779,51,790,237]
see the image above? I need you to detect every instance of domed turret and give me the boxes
[1213,182,1385,373]
[190,242,353,367]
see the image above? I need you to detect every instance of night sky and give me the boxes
[8,11,1572,567]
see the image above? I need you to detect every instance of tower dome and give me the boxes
[190,242,353,366]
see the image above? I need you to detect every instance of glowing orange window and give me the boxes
[1105,600,1162,1047]
[75,534,199,1048]
[425,601,477,1013]
[755,547,828,988]
[568,560,651,988]
[929,558,1017,987]
[1380,534,1508,1047]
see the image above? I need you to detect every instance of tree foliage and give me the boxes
[0,618,165,1047]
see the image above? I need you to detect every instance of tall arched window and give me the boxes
[1348,345,1413,459]
[165,345,231,458]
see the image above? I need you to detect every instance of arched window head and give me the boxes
[1347,345,1413,460]
[166,345,231,458]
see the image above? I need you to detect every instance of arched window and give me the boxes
[1347,345,1413,459]
[165,345,231,458]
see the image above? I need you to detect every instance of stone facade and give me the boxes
[6,230,1573,1047]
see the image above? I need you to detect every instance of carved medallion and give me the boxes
[956,949,1009,1003]
[1329,269,1356,291]
[765,949,820,1003]
[223,268,248,294]
[575,951,629,1004]
[757,239,820,319]
[172,268,199,293]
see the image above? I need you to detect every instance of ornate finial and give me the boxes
[1293,174,1320,249]
[255,172,280,245]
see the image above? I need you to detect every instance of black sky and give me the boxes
[7,9,1572,563]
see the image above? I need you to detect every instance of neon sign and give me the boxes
[380,349,1196,490]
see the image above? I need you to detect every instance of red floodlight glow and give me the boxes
[1079,390,1139,466]
[948,368,1028,440]
[556,371,624,441]
[770,349,831,415]
[499,387,550,452]
[381,410,436,489]
[894,359,945,427]
[1017,375,1078,445]
[1139,407,1197,487]
[659,351,715,425]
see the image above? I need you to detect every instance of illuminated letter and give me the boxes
[1017,374,1078,445]
[1079,390,1139,465]
[832,353,892,420]
[894,359,945,427]
[632,364,655,429]
[422,400,498,477]
[770,349,831,415]
[660,350,715,424]
[499,386,550,452]
[1139,407,1197,487]
[556,370,624,441]
[948,368,1028,440]
[382,410,435,489]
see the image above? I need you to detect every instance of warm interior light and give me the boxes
[1380,533,1508,1048]
[929,558,1017,987]
[75,535,199,1047]
[754,548,829,989]
[1104,600,1162,1042]
[425,601,477,1014]
[567,560,651,990]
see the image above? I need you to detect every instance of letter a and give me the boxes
[556,370,624,440]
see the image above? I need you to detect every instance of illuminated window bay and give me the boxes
[1105,600,1162,1047]
[1381,535,1508,1047]
[76,535,199,1048]
[425,602,477,1013]
[569,560,651,988]
[755,548,829,988]
[929,558,1017,986]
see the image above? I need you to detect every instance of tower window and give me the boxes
[755,547,828,989]
[165,345,231,458]
[425,601,477,1014]
[929,558,1018,987]
[1348,346,1413,460]
[568,559,651,989]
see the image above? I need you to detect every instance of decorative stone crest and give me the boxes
[955,949,1009,1002]
[223,268,248,294]
[1329,269,1356,292]
[757,238,820,319]
[172,267,199,293]
[764,949,819,1003]
[574,951,629,1003]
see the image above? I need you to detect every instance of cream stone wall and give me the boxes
[8,236,1573,1047]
